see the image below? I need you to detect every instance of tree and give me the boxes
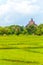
[26,24,37,35]
[35,27,42,35]
[14,25,21,35]
[38,24,43,35]
[0,27,4,35]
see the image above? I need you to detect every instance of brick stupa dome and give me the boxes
[26,18,37,27]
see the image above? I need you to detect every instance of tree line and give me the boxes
[0,24,43,35]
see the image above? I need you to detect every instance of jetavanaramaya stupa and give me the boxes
[26,18,37,27]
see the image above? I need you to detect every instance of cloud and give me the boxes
[31,0,37,3]
[0,4,10,16]
[13,2,40,14]
[0,0,40,16]
[0,0,42,26]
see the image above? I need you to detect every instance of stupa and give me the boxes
[26,18,37,27]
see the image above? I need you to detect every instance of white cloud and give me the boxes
[31,0,37,3]
[0,4,10,16]
[13,1,40,14]
[0,0,43,26]
[0,0,40,16]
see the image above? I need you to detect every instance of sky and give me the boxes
[0,0,43,26]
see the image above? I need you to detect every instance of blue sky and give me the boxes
[0,0,43,26]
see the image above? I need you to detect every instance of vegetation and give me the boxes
[0,19,43,65]
[0,35,43,65]
[0,23,43,35]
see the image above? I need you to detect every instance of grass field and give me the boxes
[0,35,43,65]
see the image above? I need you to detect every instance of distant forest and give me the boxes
[0,18,43,35]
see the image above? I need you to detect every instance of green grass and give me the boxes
[0,35,43,65]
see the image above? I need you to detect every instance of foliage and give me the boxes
[0,24,43,35]
[26,24,37,34]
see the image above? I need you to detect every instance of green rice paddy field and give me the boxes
[0,35,43,65]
